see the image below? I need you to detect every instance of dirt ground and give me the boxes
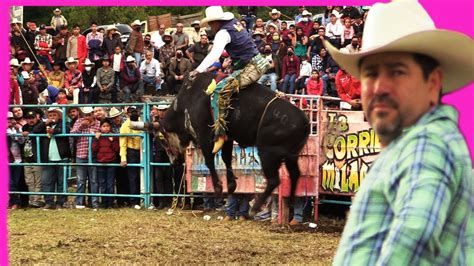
[8,208,344,264]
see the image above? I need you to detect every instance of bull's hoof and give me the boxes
[214,185,223,198]
[227,181,237,195]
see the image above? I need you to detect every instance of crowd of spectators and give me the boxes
[8,6,368,223]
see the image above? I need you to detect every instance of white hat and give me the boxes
[80,107,94,114]
[65,57,78,66]
[54,8,61,13]
[125,56,136,62]
[10,58,21,67]
[157,103,170,110]
[47,105,63,114]
[21,57,34,65]
[267,23,278,30]
[131,20,141,27]
[108,107,123,118]
[200,6,235,27]
[252,29,265,36]
[106,25,120,34]
[301,10,312,17]
[11,18,22,25]
[7,112,14,119]
[83,58,95,66]
[21,71,30,79]
[191,20,201,26]
[325,0,474,94]
[270,9,281,15]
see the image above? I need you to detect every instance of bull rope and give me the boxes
[169,162,187,212]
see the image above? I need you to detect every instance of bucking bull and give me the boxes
[133,73,310,215]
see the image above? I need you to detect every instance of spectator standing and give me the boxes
[150,24,166,52]
[119,106,143,209]
[80,59,96,104]
[86,22,104,66]
[111,46,125,98]
[66,25,87,72]
[190,20,204,44]
[33,106,71,210]
[7,112,24,209]
[266,9,282,31]
[296,10,314,37]
[21,110,44,207]
[102,25,123,57]
[158,33,176,79]
[172,23,189,55]
[294,6,306,23]
[50,8,68,33]
[92,119,119,209]
[71,107,100,209]
[52,25,70,68]
[126,20,144,66]
[34,24,54,71]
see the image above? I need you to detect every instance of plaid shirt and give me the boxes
[71,118,100,159]
[334,105,473,265]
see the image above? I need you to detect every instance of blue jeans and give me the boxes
[133,52,142,68]
[281,74,297,94]
[321,74,329,95]
[41,159,68,206]
[97,166,115,208]
[9,165,22,206]
[37,55,52,71]
[293,197,307,222]
[123,80,144,102]
[142,75,161,91]
[226,194,250,219]
[258,73,278,91]
[75,157,98,207]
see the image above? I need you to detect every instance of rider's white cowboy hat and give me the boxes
[324,0,474,94]
[200,6,234,27]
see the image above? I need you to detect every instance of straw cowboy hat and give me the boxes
[200,6,234,27]
[10,58,21,67]
[191,20,201,26]
[47,105,63,115]
[131,20,141,27]
[108,107,123,118]
[252,29,265,37]
[106,25,121,35]
[65,57,78,66]
[54,8,61,13]
[21,57,34,65]
[324,0,474,94]
[80,107,94,114]
[125,55,136,62]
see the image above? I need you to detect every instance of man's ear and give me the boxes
[428,66,443,105]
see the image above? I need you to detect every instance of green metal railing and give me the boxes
[8,102,177,208]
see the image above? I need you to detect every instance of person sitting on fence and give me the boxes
[21,110,44,208]
[33,105,71,210]
[71,106,100,209]
[7,111,25,210]
[92,119,120,209]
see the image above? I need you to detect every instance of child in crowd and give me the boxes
[306,70,324,96]
[296,55,312,94]
[92,119,120,208]
[56,89,68,104]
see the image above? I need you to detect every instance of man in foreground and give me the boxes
[326,1,473,265]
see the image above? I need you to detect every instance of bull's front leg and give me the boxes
[202,150,223,198]
[221,139,237,194]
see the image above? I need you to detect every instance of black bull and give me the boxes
[154,73,310,214]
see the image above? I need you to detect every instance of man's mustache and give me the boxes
[368,94,398,112]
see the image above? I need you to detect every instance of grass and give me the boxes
[8,208,343,264]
